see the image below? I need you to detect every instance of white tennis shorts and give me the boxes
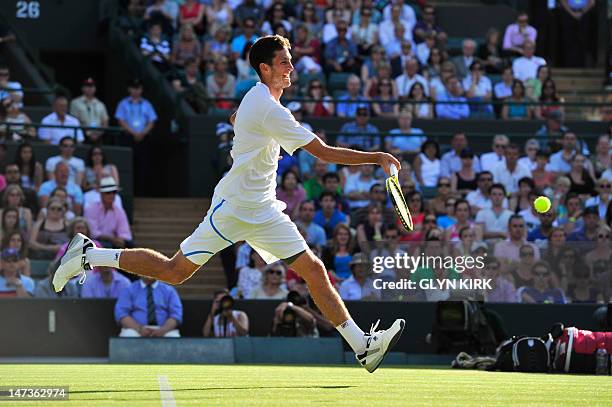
[180,197,308,265]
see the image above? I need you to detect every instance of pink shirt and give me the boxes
[84,201,133,241]
[502,24,537,50]
[276,186,306,219]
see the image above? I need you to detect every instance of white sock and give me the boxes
[86,248,122,268]
[336,319,366,354]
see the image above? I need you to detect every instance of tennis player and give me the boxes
[53,35,404,373]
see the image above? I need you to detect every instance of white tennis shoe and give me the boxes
[53,233,95,292]
[356,319,406,373]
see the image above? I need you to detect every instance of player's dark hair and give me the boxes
[249,35,291,78]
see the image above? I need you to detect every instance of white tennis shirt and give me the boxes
[214,82,315,220]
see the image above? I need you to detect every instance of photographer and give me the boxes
[203,289,249,337]
[271,291,318,337]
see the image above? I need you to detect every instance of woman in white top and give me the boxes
[413,139,441,188]
[248,263,288,300]
[206,0,233,35]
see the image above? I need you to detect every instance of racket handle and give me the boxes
[390,164,398,178]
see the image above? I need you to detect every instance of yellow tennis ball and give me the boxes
[534,196,551,213]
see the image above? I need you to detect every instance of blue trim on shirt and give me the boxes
[184,250,214,257]
[210,199,234,244]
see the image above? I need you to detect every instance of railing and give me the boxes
[0,121,125,144]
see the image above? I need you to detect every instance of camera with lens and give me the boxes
[217,295,234,315]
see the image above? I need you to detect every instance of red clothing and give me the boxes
[399,212,425,242]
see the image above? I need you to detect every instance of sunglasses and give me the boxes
[267,269,283,275]
[598,234,611,239]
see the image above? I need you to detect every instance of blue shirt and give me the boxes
[296,221,327,246]
[81,270,132,299]
[313,209,347,239]
[334,254,353,280]
[440,150,482,178]
[386,127,425,152]
[435,93,470,119]
[546,151,573,173]
[114,280,183,326]
[336,95,369,118]
[114,97,158,133]
[231,34,259,54]
[38,180,84,205]
[567,226,595,242]
[337,121,380,150]
[519,286,566,304]
[0,275,34,295]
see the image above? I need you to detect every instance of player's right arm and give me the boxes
[303,135,400,177]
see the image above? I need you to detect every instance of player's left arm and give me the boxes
[303,136,400,177]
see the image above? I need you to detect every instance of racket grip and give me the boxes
[390,164,398,178]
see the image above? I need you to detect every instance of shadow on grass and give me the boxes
[70,385,354,396]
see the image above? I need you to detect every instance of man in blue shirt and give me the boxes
[0,248,34,297]
[230,18,259,61]
[323,20,358,77]
[568,206,599,242]
[295,201,327,247]
[435,76,470,119]
[81,266,131,299]
[313,191,349,239]
[115,277,183,337]
[39,161,84,215]
[527,209,557,250]
[335,75,368,118]
[337,106,380,151]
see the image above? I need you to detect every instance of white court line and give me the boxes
[157,375,177,407]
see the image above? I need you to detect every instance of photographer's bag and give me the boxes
[492,336,550,373]
[552,327,612,374]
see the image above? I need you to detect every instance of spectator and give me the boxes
[501,79,534,120]
[321,223,356,281]
[39,162,83,215]
[451,39,477,80]
[515,188,540,231]
[483,257,517,303]
[261,3,291,36]
[435,76,470,120]
[547,132,580,175]
[173,57,208,113]
[379,4,414,50]
[0,207,19,241]
[337,106,380,151]
[83,146,120,193]
[206,56,236,110]
[478,28,504,74]
[365,62,397,99]
[2,99,35,140]
[0,247,33,297]
[413,139,441,188]
[0,65,23,108]
[502,11,537,56]
[230,17,259,60]
[69,78,109,144]
[528,209,557,250]
[203,25,231,64]
[14,143,43,191]
[517,139,540,171]
[494,215,541,263]
[518,260,566,304]
[423,46,444,81]
[45,136,86,186]
[491,143,532,195]
[34,259,78,298]
[536,78,564,120]
[84,177,133,249]
[462,61,493,118]
[567,267,600,303]
[525,65,550,101]
[203,290,249,337]
[292,24,322,74]
[451,149,478,196]
[115,277,182,337]
[480,135,509,172]
[585,178,612,218]
[302,80,334,117]
[466,171,507,214]
[384,25,410,60]
[351,6,379,56]
[236,250,265,299]
[338,252,380,300]
[399,191,426,241]
[372,79,399,118]
[1,185,32,237]
[396,58,428,98]
[271,291,318,337]
[476,183,514,239]
[81,266,131,298]
[494,66,514,100]
[313,191,349,239]
[294,200,326,247]
[171,23,201,69]
[369,223,406,281]
[140,22,171,72]
[413,4,446,45]
[589,135,611,179]
[206,0,233,36]
[179,0,207,36]
[390,40,416,78]
[554,247,585,292]
[299,1,323,38]
[144,0,179,36]
[344,164,379,209]
[415,32,436,67]
[385,108,425,154]
[316,172,349,215]
[556,191,581,234]
[324,20,358,74]
[39,95,84,145]
[445,200,483,242]
[4,164,37,217]
[535,110,570,150]
[303,159,329,201]
[249,262,289,300]
[38,187,75,222]
[505,243,537,288]
[542,226,567,266]
[511,40,546,82]
[336,76,369,119]
[568,205,599,242]
[440,132,482,178]
[566,153,595,199]
[29,197,69,260]
[531,151,555,189]
[54,217,100,261]
[584,225,612,270]
[276,170,306,221]
[1,230,30,276]
[356,202,385,253]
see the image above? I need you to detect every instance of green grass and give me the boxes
[1,364,612,406]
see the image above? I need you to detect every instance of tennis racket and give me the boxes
[385,164,414,231]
